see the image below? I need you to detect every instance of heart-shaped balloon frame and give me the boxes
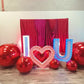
[30,46,55,68]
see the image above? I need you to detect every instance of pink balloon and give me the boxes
[30,46,55,68]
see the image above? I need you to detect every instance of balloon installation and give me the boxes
[16,57,33,73]
[72,42,84,66]
[49,59,59,69]
[66,60,77,71]
[0,44,20,67]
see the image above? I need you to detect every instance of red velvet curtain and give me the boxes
[20,19,68,53]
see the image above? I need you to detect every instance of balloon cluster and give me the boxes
[72,42,84,66]
[66,42,84,71]
[0,42,84,73]
[0,44,59,73]
[0,44,33,73]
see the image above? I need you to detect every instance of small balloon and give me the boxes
[49,59,59,69]
[16,56,33,73]
[66,60,77,71]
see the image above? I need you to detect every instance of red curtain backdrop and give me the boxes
[35,20,46,47]
[58,19,68,53]
[20,20,37,53]
[20,19,68,53]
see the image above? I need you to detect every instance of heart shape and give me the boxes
[33,50,50,62]
[30,46,55,68]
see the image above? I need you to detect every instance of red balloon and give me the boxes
[33,50,49,62]
[72,42,84,66]
[16,57,33,73]
[0,44,20,67]
[66,60,77,71]
[49,59,59,69]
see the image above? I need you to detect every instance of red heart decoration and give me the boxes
[30,46,55,68]
[33,50,50,62]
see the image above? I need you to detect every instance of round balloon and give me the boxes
[66,60,77,71]
[72,42,84,66]
[16,56,33,73]
[49,59,59,69]
[0,44,20,67]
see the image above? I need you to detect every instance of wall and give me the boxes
[0,0,84,11]
[0,11,84,46]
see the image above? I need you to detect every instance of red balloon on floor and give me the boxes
[0,44,20,67]
[16,57,33,73]
[49,59,59,69]
[66,60,77,71]
[72,42,84,66]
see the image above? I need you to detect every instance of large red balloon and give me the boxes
[49,59,59,69]
[0,44,20,67]
[16,57,33,73]
[72,42,84,66]
[66,60,77,71]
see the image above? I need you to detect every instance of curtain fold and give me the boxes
[46,19,58,46]
[20,19,37,53]
[35,20,46,47]
[58,19,68,53]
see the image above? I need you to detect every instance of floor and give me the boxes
[0,0,84,11]
[0,66,84,84]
